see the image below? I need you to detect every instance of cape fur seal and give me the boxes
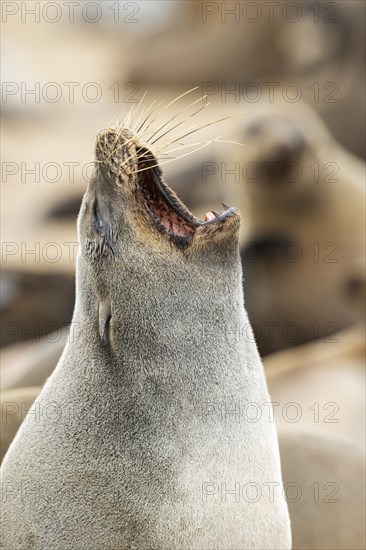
[223,102,365,354]
[1,125,291,549]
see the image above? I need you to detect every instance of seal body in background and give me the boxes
[1,127,291,549]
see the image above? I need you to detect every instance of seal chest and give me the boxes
[1,124,291,549]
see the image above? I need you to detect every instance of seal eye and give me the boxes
[89,197,120,259]
[92,200,106,236]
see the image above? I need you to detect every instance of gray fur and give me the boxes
[1,129,291,549]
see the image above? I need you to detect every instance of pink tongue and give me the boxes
[204,211,216,222]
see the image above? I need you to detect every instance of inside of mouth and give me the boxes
[136,148,224,239]
[135,147,200,237]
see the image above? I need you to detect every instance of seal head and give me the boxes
[81,128,240,255]
[78,128,242,352]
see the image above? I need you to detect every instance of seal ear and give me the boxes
[98,300,111,346]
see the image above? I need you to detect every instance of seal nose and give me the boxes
[95,128,135,164]
[95,129,119,162]
[94,128,138,185]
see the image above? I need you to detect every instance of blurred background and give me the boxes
[1,1,365,548]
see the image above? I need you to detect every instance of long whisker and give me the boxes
[165,86,200,108]
[158,139,219,157]
[162,112,246,147]
[107,114,118,130]
[136,100,164,134]
[103,86,245,176]
[142,86,200,135]
[130,90,148,132]
[107,132,140,162]
[109,103,172,161]
[154,124,200,153]
[147,96,208,144]
[135,136,223,174]
[132,91,149,133]
[108,101,139,160]
[111,115,165,160]
[150,103,209,146]
[136,98,157,131]
[108,125,128,160]
[215,139,246,149]
[117,146,154,172]
[112,133,164,173]
[124,103,136,129]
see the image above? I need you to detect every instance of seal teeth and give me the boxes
[222,202,230,210]
[212,210,220,217]
[204,211,216,222]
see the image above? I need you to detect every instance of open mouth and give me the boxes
[136,148,234,245]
